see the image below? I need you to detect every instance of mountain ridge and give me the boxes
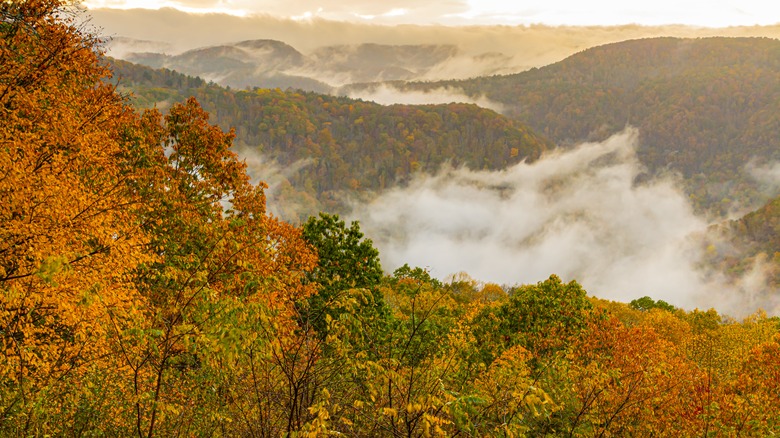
[374,36,780,216]
[118,38,503,91]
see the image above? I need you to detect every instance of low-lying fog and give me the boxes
[349,129,779,316]
[345,85,506,113]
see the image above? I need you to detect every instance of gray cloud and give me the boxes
[350,129,778,316]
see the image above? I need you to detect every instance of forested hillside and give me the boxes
[382,37,780,215]
[124,39,332,92]
[114,37,780,217]
[7,2,780,436]
[111,59,550,220]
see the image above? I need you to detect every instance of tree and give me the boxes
[629,296,677,313]
[1,3,325,434]
[0,0,151,433]
[301,213,385,337]
[566,316,697,436]
[477,275,594,363]
[111,98,321,437]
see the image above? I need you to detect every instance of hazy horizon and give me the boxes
[88,7,780,58]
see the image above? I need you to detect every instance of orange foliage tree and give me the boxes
[1,2,320,435]
[566,315,698,436]
[0,0,152,432]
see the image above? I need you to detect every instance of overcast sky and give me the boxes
[83,0,780,27]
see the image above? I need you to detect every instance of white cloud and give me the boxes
[346,85,506,113]
[747,160,780,193]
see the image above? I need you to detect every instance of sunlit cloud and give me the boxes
[291,8,323,21]
[82,0,252,16]
[383,8,408,18]
[352,8,407,21]
[84,0,780,27]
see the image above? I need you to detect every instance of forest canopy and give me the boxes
[2,2,780,436]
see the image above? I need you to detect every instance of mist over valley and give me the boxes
[351,129,779,316]
[105,32,780,316]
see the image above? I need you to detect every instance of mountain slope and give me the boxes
[110,59,551,220]
[703,194,780,291]
[385,37,780,215]
[119,39,492,91]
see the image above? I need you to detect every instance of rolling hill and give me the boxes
[110,59,552,220]
[118,38,505,92]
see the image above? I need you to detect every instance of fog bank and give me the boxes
[351,129,778,316]
[346,85,506,113]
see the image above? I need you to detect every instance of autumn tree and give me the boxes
[0,0,151,433]
[1,2,323,435]
[102,97,325,436]
[471,275,594,365]
[565,315,698,436]
[731,334,780,435]
[629,296,677,313]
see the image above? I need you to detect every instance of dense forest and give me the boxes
[4,1,780,437]
[110,59,550,220]
[111,37,780,285]
[372,37,780,216]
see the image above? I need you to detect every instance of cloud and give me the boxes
[345,84,506,113]
[350,129,777,316]
[233,144,318,220]
[100,36,176,58]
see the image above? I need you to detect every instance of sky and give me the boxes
[83,0,780,27]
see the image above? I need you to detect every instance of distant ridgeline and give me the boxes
[110,59,551,221]
[119,39,462,93]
